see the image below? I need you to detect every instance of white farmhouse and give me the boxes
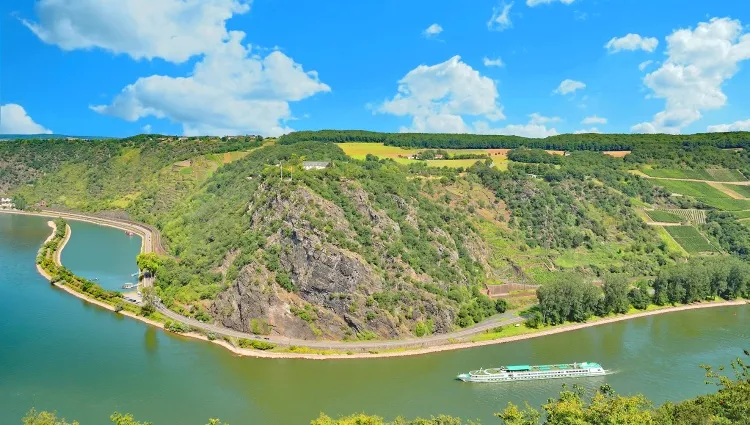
[0,197,14,209]
[302,161,331,170]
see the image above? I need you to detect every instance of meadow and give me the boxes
[651,179,750,211]
[664,226,719,253]
[641,167,747,182]
[721,183,750,198]
[646,210,683,223]
[336,142,509,169]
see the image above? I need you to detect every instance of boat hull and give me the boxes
[457,369,607,382]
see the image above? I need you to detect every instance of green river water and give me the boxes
[1,213,748,425]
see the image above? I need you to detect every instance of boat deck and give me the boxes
[469,362,601,375]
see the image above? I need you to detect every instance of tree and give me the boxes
[136,253,162,276]
[23,410,79,425]
[12,194,27,210]
[602,274,630,315]
[140,285,157,316]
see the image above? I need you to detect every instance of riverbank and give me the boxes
[4,209,747,360]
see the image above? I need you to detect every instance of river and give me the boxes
[1,213,748,425]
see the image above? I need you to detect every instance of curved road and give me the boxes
[38,209,528,352]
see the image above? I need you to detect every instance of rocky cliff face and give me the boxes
[210,180,486,340]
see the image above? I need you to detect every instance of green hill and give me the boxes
[3,133,750,341]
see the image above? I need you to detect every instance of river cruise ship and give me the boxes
[457,362,607,383]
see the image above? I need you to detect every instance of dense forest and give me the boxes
[279,129,750,150]
[20,353,750,424]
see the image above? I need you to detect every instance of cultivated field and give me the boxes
[646,210,683,223]
[655,209,707,224]
[721,184,750,198]
[652,179,750,211]
[732,211,750,219]
[665,226,719,253]
[641,167,747,182]
[336,143,509,169]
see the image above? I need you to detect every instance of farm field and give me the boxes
[640,167,747,182]
[652,179,750,211]
[664,226,719,253]
[336,142,509,169]
[721,184,750,198]
[653,226,689,257]
[731,211,750,219]
[646,210,683,223]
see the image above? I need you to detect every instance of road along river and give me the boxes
[1,213,748,424]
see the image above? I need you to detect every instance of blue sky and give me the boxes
[1,0,749,137]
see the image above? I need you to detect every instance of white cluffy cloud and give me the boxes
[483,56,505,67]
[632,17,750,134]
[527,0,574,6]
[554,79,586,95]
[0,104,52,134]
[605,33,659,53]
[377,56,504,133]
[92,32,330,136]
[24,0,330,136]
[22,0,250,64]
[488,2,513,31]
[707,119,750,133]
[423,24,443,38]
[475,113,559,138]
[639,60,655,71]
[582,115,607,125]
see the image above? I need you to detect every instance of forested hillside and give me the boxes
[2,132,750,341]
[0,135,260,218]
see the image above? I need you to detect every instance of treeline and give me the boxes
[278,129,750,151]
[414,149,489,160]
[530,257,749,328]
[507,148,563,165]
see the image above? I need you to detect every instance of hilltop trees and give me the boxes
[653,257,750,305]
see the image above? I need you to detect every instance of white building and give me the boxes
[303,161,331,170]
[0,197,14,209]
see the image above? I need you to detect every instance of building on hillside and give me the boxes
[303,161,331,170]
[0,198,14,209]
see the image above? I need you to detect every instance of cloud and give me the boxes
[423,23,443,38]
[488,2,513,31]
[0,104,52,134]
[21,0,251,63]
[92,32,331,136]
[474,113,559,138]
[483,56,505,67]
[526,0,575,6]
[632,17,750,134]
[574,127,602,134]
[582,115,607,125]
[707,119,750,132]
[554,79,586,95]
[639,60,654,71]
[142,124,152,134]
[529,113,560,125]
[377,56,504,133]
[605,33,659,53]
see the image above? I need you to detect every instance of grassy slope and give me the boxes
[652,179,750,211]
[646,210,683,223]
[665,226,718,253]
